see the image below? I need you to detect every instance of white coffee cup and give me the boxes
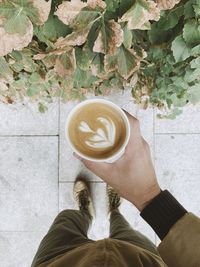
[65,99,131,163]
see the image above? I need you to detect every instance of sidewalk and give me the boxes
[0,90,200,267]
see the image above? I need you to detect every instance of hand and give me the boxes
[74,111,161,211]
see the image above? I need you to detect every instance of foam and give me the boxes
[79,117,116,149]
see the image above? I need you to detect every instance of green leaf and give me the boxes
[122,23,132,49]
[0,56,13,80]
[27,85,41,97]
[155,6,183,31]
[73,6,104,30]
[148,19,183,45]
[33,27,54,48]
[93,19,123,55]
[55,1,105,30]
[193,0,200,17]
[3,13,29,35]
[91,53,105,76]
[0,0,39,35]
[184,68,200,82]
[119,0,160,30]
[11,79,26,89]
[117,45,139,79]
[38,102,48,113]
[10,51,23,61]
[29,72,42,83]
[190,57,200,68]
[191,44,200,56]
[183,20,200,46]
[55,50,76,78]
[73,68,98,89]
[10,62,24,72]
[75,46,95,71]
[171,35,191,62]
[184,0,195,19]
[165,108,182,119]
[40,13,71,42]
[187,84,200,104]
[105,0,120,12]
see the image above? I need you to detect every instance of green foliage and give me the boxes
[0,0,39,35]
[0,0,200,118]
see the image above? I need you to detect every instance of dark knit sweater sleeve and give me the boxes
[140,190,187,240]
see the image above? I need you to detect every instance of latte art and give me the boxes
[68,102,127,159]
[79,117,116,149]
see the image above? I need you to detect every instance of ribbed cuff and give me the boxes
[140,190,187,240]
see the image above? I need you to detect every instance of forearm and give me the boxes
[140,190,187,240]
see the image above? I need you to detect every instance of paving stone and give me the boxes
[0,137,58,232]
[155,104,200,133]
[0,101,59,135]
[155,134,200,186]
[0,231,43,267]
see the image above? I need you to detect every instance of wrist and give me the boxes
[135,184,161,211]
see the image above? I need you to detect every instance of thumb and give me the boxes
[73,152,110,179]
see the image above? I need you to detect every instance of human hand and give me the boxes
[74,111,161,211]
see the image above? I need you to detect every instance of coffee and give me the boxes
[68,102,127,159]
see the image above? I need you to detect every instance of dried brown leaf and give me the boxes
[119,0,160,30]
[55,26,92,48]
[55,0,87,26]
[54,49,76,77]
[0,81,8,91]
[31,0,52,25]
[33,47,72,60]
[0,19,33,56]
[155,0,181,10]
[93,20,123,55]
[87,0,106,9]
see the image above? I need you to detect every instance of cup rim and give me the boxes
[65,98,131,162]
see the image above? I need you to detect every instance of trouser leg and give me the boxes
[109,209,159,255]
[31,209,94,267]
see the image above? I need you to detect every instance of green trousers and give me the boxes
[31,209,158,267]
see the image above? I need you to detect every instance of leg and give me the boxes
[31,209,94,267]
[110,209,159,255]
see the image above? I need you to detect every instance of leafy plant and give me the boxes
[0,0,200,118]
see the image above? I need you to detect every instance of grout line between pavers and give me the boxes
[153,108,156,165]
[153,109,157,246]
[59,181,104,183]
[155,132,200,135]
[0,231,45,233]
[58,98,61,213]
[0,135,59,137]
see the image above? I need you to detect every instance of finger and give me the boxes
[122,109,141,136]
[73,152,111,179]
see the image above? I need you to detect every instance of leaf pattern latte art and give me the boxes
[79,117,116,149]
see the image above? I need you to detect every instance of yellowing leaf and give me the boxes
[31,0,52,25]
[87,0,106,9]
[105,45,140,79]
[0,19,33,56]
[55,0,87,26]
[0,0,39,35]
[93,20,123,55]
[155,0,181,10]
[55,0,106,48]
[54,49,76,77]
[33,47,72,60]
[119,0,160,30]
[55,24,92,48]
[117,46,140,79]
